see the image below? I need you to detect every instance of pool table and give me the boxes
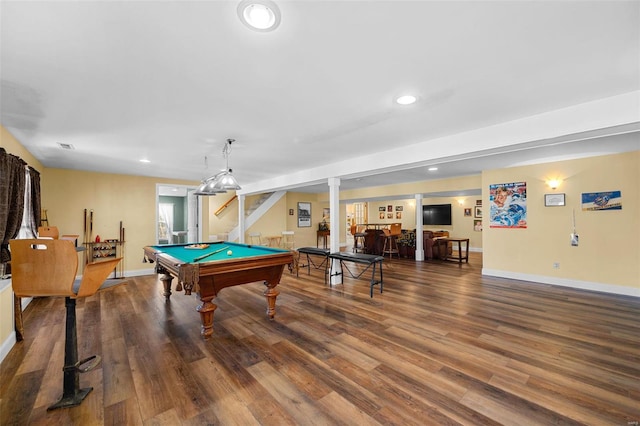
[143,241,293,339]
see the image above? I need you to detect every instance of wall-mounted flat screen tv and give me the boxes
[422,204,452,226]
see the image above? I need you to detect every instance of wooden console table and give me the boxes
[436,237,469,264]
[317,230,330,248]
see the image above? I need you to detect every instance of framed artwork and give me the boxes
[379,212,385,219]
[489,181,527,228]
[581,191,622,211]
[396,212,402,219]
[297,202,311,227]
[387,213,393,219]
[474,220,483,231]
[476,199,482,206]
[395,206,403,211]
[474,206,483,218]
[379,207,386,212]
[289,209,294,216]
[322,207,330,220]
[544,193,566,207]
[387,205,393,212]
[464,208,472,217]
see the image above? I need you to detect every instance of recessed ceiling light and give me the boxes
[396,95,417,105]
[238,0,281,32]
[139,159,151,163]
[57,143,75,150]
[428,167,438,171]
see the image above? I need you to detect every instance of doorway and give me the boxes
[156,185,202,244]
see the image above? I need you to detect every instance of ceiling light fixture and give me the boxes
[139,158,151,163]
[237,0,281,32]
[428,167,438,171]
[396,95,417,105]
[195,139,242,196]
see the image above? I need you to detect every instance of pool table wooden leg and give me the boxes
[196,297,217,339]
[160,273,174,300]
[263,282,280,319]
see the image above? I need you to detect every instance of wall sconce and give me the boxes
[547,179,562,190]
[457,199,464,206]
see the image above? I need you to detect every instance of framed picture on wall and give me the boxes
[387,213,393,219]
[379,207,386,212]
[298,202,311,227]
[464,208,472,217]
[387,205,393,212]
[322,207,330,220]
[544,193,566,206]
[474,206,483,218]
[396,212,402,219]
[379,212,385,219]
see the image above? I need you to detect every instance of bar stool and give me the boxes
[351,225,367,253]
[10,239,124,410]
[382,223,402,259]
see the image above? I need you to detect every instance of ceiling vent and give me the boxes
[57,143,75,150]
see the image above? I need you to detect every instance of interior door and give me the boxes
[187,190,199,243]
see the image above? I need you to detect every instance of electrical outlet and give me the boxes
[553,262,560,269]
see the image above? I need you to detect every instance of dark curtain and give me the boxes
[0,148,27,263]
[28,166,41,235]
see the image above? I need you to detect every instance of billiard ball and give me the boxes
[227,250,233,256]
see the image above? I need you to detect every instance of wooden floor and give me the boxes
[1,253,639,425]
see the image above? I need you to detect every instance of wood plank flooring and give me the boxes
[1,253,639,425]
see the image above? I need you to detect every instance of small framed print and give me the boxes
[464,208,472,217]
[545,193,566,207]
[474,206,483,218]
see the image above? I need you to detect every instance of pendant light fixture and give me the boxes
[194,139,242,196]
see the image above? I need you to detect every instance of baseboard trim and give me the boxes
[0,332,17,365]
[482,268,639,297]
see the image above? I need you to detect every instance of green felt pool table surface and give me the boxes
[145,241,290,263]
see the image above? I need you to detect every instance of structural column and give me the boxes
[328,177,342,285]
[238,194,246,244]
[415,193,424,261]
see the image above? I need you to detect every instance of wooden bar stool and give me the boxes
[10,239,124,411]
[381,223,402,259]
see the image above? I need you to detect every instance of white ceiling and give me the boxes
[1,1,639,199]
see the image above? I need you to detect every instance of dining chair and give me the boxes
[248,232,264,245]
[281,231,295,250]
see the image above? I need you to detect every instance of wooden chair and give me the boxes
[248,232,264,245]
[9,238,124,410]
[281,231,295,250]
[38,226,59,239]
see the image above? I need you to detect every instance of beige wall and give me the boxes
[483,151,639,292]
[285,192,323,248]
[40,169,208,275]
[336,175,481,201]
[0,126,43,170]
[207,193,239,239]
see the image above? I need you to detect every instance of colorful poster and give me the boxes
[581,191,622,211]
[489,182,527,228]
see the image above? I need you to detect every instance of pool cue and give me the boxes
[83,209,87,243]
[89,210,93,241]
[193,246,230,262]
